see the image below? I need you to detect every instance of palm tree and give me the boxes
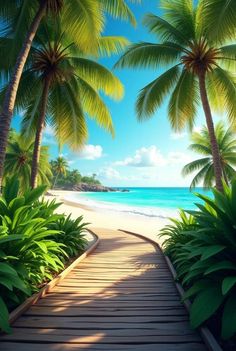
[11,33,124,188]
[51,156,68,188]
[0,0,139,186]
[115,0,236,191]
[182,122,236,189]
[4,132,52,191]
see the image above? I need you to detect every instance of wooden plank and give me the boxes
[0,342,208,351]
[47,292,181,301]
[37,298,181,307]
[13,315,190,326]
[24,306,187,317]
[5,326,200,337]
[1,331,201,343]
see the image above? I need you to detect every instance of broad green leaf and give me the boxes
[0,296,11,333]
[222,294,236,339]
[0,263,18,276]
[201,245,226,261]
[222,276,236,295]
[183,280,212,300]
[204,261,236,275]
[190,286,224,328]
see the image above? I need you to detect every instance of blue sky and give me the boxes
[12,0,219,187]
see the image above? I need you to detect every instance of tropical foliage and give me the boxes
[0,0,139,184]
[182,122,236,189]
[6,29,125,188]
[49,158,101,189]
[3,132,52,191]
[160,181,236,340]
[115,0,236,191]
[50,157,68,188]
[48,214,88,257]
[0,177,88,333]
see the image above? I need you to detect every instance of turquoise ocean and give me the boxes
[67,187,212,219]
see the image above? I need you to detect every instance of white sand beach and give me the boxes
[46,190,171,246]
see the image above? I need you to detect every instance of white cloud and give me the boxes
[98,167,122,180]
[114,146,191,168]
[114,146,167,167]
[170,132,187,140]
[76,145,103,160]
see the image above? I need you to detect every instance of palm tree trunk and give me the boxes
[198,70,223,192]
[0,1,47,187]
[31,77,51,189]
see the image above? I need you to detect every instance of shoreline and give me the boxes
[46,190,172,246]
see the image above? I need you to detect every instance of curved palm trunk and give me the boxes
[0,2,47,187]
[198,71,223,192]
[30,77,51,189]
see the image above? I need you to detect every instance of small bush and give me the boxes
[160,180,236,340]
[48,214,88,257]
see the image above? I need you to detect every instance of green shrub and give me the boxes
[0,177,88,333]
[160,180,236,340]
[48,214,88,257]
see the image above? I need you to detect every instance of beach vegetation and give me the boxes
[49,159,101,189]
[50,157,69,189]
[6,29,125,188]
[160,180,236,340]
[48,214,88,257]
[4,132,52,191]
[115,0,236,192]
[0,176,88,333]
[182,122,236,189]
[0,0,139,187]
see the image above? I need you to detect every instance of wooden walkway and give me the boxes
[0,229,207,351]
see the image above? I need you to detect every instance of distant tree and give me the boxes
[182,122,236,189]
[81,175,101,185]
[50,157,68,189]
[4,132,52,191]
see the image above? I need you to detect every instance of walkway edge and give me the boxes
[9,230,100,325]
[118,228,223,351]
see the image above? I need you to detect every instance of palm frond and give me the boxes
[224,164,236,182]
[143,13,190,46]
[21,93,43,140]
[49,80,88,150]
[136,65,181,121]
[61,0,104,50]
[73,57,124,100]
[96,36,130,57]
[200,0,236,42]
[206,72,226,114]
[115,42,181,70]
[203,164,215,188]
[189,163,212,189]
[210,67,236,125]
[217,44,236,71]
[160,0,196,41]
[182,157,211,176]
[168,68,199,131]
[100,0,139,27]
[79,77,114,137]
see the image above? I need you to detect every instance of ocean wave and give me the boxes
[64,193,178,219]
